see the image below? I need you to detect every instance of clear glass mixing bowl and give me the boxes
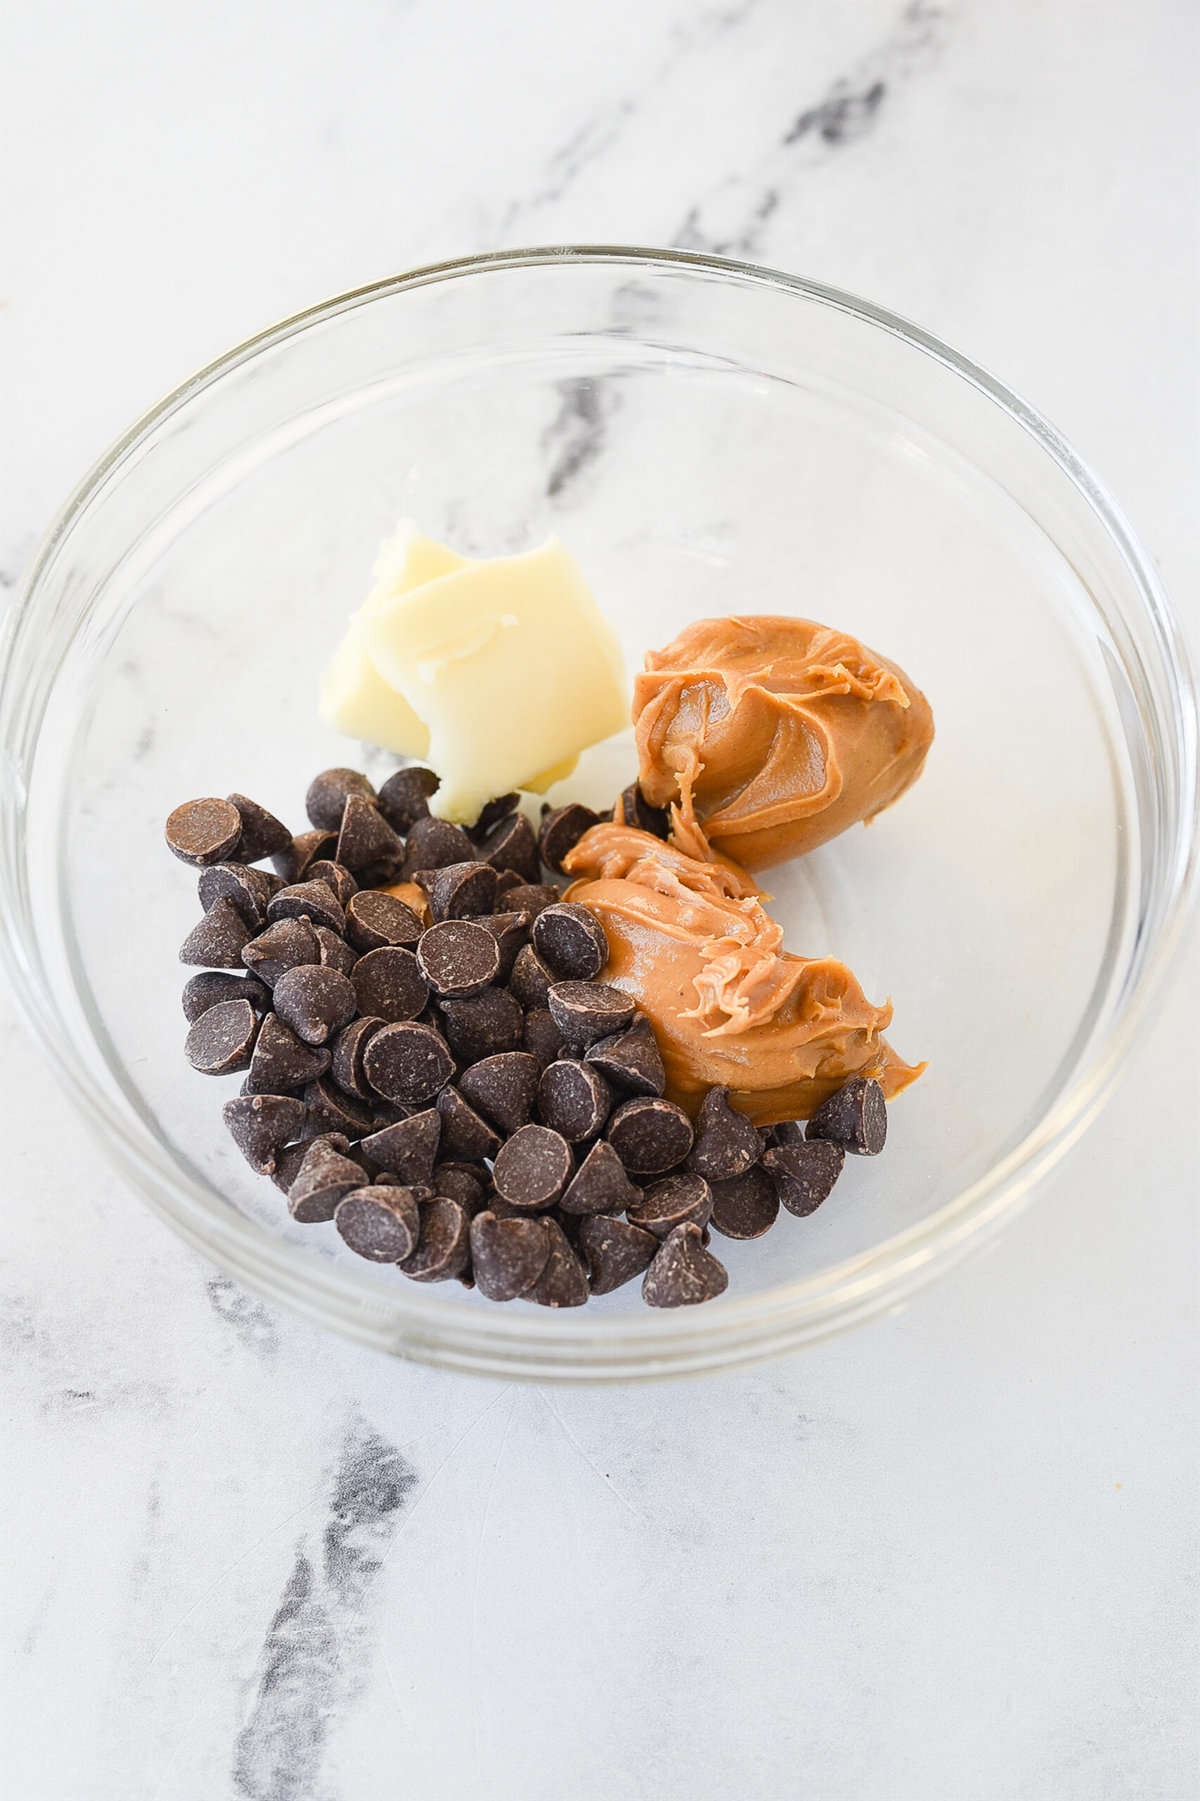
[1,248,1195,1380]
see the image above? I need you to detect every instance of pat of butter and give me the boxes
[320,523,628,822]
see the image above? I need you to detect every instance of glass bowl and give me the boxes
[1,248,1195,1381]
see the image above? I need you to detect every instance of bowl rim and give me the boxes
[3,243,1197,1379]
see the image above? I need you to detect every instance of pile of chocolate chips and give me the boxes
[166,767,888,1309]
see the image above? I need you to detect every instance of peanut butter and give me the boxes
[564,823,923,1124]
[633,615,934,871]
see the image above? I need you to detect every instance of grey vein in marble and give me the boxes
[206,1274,281,1358]
[541,376,621,499]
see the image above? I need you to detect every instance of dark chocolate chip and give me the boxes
[437,987,524,1062]
[336,795,403,872]
[433,1162,489,1213]
[708,1165,780,1239]
[492,1124,573,1211]
[762,1141,845,1216]
[495,883,560,918]
[351,946,430,1023]
[266,880,346,936]
[642,1222,728,1307]
[315,926,357,976]
[335,1185,421,1261]
[538,802,603,874]
[522,1007,565,1070]
[360,1109,441,1185]
[508,944,556,1009]
[271,965,356,1047]
[469,792,519,841]
[306,860,358,908]
[197,862,276,928]
[399,1197,472,1283]
[222,1094,306,1176]
[303,1077,377,1140]
[580,1214,658,1294]
[330,1016,385,1099]
[686,1086,762,1181]
[548,981,636,1046]
[403,815,475,874]
[605,1095,694,1175]
[226,792,292,863]
[492,868,523,904]
[245,1011,332,1093]
[618,783,670,839]
[806,1076,888,1155]
[459,1051,540,1135]
[179,898,252,969]
[271,1138,320,1195]
[559,1138,641,1216]
[305,767,376,833]
[770,1120,807,1147]
[272,830,337,885]
[240,916,321,988]
[435,1086,503,1161]
[475,909,531,979]
[420,860,499,921]
[585,1014,666,1097]
[627,1171,713,1239]
[525,1218,588,1308]
[165,797,243,867]
[478,812,540,883]
[536,1059,613,1142]
[377,765,439,833]
[363,1021,455,1105]
[345,889,423,952]
[182,970,270,1024]
[469,1211,552,1301]
[184,998,260,1074]
[532,903,608,981]
[288,1137,370,1222]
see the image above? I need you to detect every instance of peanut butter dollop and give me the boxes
[564,824,923,1124]
[633,615,934,871]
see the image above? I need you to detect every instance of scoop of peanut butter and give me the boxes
[633,615,934,871]
[564,823,923,1124]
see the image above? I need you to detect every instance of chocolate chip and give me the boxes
[345,890,424,952]
[585,1014,666,1097]
[182,970,270,1024]
[266,880,346,936]
[467,792,518,840]
[806,1076,887,1155]
[686,1087,762,1181]
[525,1218,588,1308]
[330,1015,385,1098]
[642,1222,728,1307]
[363,1021,455,1105]
[272,830,337,885]
[306,860,358,908]
[459,1051,540,1135]
[271,964,356,1046]
[240,916,321,987]
[762,1141,845,1216]
[580,1214,658,1294]
[288,1137,370,1222]
[246,1011,332,1092]
[538,802,604,874]
[559,1138,641,1216]
[360,1110,441,1185]
[496,883,560,918]
[433,1162,489,1212]
[197,862,276,928]
[770,1120,807,1147]
[351,946,429,1023]
[708,1165,780,1238]
[618,783,670,839]
[522,1007,565,1070]
[628,1171,713,1239]
[335,1185,421,1261]
[336,794,403,872]
[536,1059,613,1142]
[305,767,376,833]
[179,898,252,968]
[437,987,524,1062]
[303,1077,378,1141]
[399,1197,472,1282]
[271,1138,320,1195]
[222,1094,306,1176]
[492,1124,573,1210]
[508,944,556,1009]
[478,812,540,883]
[403,815,475,874]
[377,765,439,833]
[605,1095,694,1174]
[435,1086,503,1161]
[420,860,499,921]
[165,797,243,866]
[226,792,292,863]
[548,981,636,1046]
[315,926,357,976]
[532,903,608,981]
[184,998,260,1074]
[469,1211,551,1300]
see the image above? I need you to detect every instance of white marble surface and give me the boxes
[2,2,1197,1796]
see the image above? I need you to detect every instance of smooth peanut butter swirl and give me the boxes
[634,615,934,871]
[564,823,923,1124]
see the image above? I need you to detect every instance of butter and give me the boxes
[320,523,628,822]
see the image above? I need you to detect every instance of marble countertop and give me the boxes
[2,3,1196,1796]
